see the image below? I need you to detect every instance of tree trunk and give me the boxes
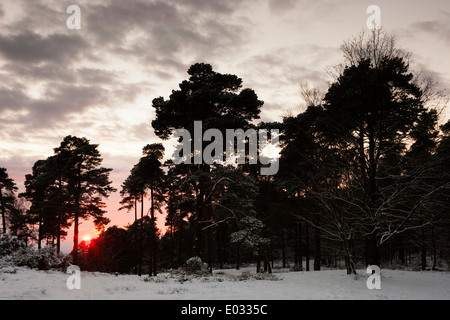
[205,205,212,273]
[235,243,240,270]
[343,238,356,275]
[314,225,321,271]
[281,225,286,268]
[265,244,272,274]
[177,216,182,268]
[297,222,303,270]
[421,226,427,271]
[365,235,380,266]
[431,225,437,270]
[148,244,153,277]
[194,190,203,258]
[72,167,82,266]
[218,225,224,269]
[56,220,61,254]
[170,223,174,270]
[256,245,261,273]
[0,190,6,234]
[263,246,268,272]
[399,236,405,265]
[305,223,310,271]
[294,223,299,266]
[38,213,42,250]
[138,193,144,276]
[72,212,79,265]
[150,185,157,276]
[56,178,62,254]
[134,198,138,275]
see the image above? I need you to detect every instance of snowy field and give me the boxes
[1,265,449,300]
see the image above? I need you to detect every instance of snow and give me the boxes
[1,265,449,300]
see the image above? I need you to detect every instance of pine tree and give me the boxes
[0,167,18,234]
[151,63,263,262]
[322,54,425,267]
[139,143,165,276]
[54,136,115,265]
[119,144,165,276]
[22,159,53,249]
[119,167,142,274]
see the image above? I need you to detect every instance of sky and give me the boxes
[0,0,449,252]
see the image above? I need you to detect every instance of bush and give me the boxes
[290,264,303,272]
[170,256,210,280]
[0,234,69,270]
[10,247,68,270]
[0,234,25,257]
[228,270,280,282]
[186,256,207,274]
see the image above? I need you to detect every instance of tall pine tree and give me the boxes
[0,167,17,234]
[54,136,115,265]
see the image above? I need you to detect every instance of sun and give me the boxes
[82,235,91,242]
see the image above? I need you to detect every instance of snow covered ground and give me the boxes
[1,265,449,300]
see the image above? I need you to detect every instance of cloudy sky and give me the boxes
[1,0,449,250]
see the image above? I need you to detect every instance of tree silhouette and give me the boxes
[120,143,165,276]
[54,136,115,265]
[119,164,142,274]
[323,55,425,266]
[276,30,450,273]
[151,63,263,261]
[138,143,165,276]
[0,167,18,234]
[22,156,72,251]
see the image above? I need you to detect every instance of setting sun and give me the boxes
[82,235,91,242]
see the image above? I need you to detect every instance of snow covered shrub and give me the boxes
[252,272,280,281]
[35,247,68,270]
[230,270,280,282]
[185,256,210,275]
[186,256,205,274]
[143,275,167,283]
[1,235,69,271]
[290,264,303,272]
[0,266,17,274]
[0,234,25,257]
[171,256,209,280]
[1,239,69,270]
[236,270,252,281]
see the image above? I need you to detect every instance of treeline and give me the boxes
[1,30,449,275]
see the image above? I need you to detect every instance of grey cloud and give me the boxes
[83,0,249,65]
[84,1,179,47]
[3,62,77,83]
[176,0,242,14]
[241,44,338,89]
[130,120,159,142]
[75,68,122,85]
[267,0,297,14]
[27,84,108,126]
[0,84,108,131]
[5,1,68,34]
[0,31,88,64]
[0,152,38,186]
[258,102,287,122]
[400,10,450,46]
[410,19,450,44]
[0,85,29,112]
